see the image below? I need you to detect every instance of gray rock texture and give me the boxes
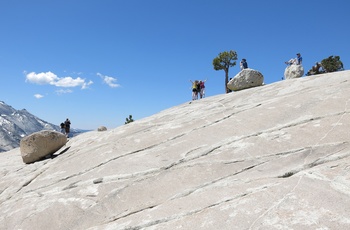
[1,71,350,229]
[284,64,305,79]
[20,130,67,164]
[227,68,264,91]
[97,126,107,131]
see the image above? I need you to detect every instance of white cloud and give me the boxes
[25,71,93,89]
[34,94,44,99]
[97,73,120,88]
[26,71,59,85]
[53,77,85,87]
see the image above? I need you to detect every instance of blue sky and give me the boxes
[1,0,349,130]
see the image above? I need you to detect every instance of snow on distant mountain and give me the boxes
[0,101,67,152]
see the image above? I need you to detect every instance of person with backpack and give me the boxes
[190,80,199,100]
[285,53,302,65]
[64,118,71,137]
[240,59,248,70]
[199,79,207,99]
[60,122,66,134]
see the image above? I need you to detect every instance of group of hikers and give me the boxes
[190,52,344,100]
[190,58,249,100]
[284,53,344,76]
[60,118,71,137]
[190,79,207,100]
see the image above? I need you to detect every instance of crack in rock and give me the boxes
[170,161,266,201]
[277,142,349,178]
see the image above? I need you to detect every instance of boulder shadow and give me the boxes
[50,146,71,159]
[36,146,71,162]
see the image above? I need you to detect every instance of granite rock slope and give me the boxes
[1,71,350,230]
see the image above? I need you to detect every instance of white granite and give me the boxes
[1,71,350,230]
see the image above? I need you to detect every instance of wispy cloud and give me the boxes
[97,73,120,88]
[34,94,44,99]
[56,89,73,95]
[82,80,94,89]
[25,71,93,89]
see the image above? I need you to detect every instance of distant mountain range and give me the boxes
[0,101,86,153]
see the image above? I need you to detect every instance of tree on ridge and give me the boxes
[213,50,238,93]
[321,55,344,73]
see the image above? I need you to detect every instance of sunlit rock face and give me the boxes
[284,64,305,79]
[228,68,264,91]
[1,71,350,230]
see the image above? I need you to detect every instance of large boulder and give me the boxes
[20,130,67,164]
[227,68,264,91]
[97,126,107,131]
[284,64,304,79]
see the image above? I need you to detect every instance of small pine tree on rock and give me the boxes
[321,55,344,73]
[125,115,134,124]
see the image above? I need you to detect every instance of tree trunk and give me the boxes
[225,69,229,93]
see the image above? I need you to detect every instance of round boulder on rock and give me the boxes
[97,126,107,131]
[20,130,67,164]
[284,64,304,79]
[227,69,264,91]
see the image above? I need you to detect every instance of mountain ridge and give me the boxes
[0,101,60,152]
[0,101,90,153]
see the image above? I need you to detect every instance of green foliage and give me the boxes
[320,55,344,73]
[213,50,238,71]
[212,50,238,93]
[279,171,294,178]
[125,115,134,124]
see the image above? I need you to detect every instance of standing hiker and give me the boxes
[199,79,207,99]
[240,59,248,70]
[190,80,199,100]
[64,118,71,137]
[60,122,66,134]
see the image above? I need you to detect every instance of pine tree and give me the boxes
[321,55,344,73]
[125,115,134,124]
[213,50,238,93]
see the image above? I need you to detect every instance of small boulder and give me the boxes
[20,130,67,164]
[227,69,264,91]
[97,126,107,132]
[284,64,304,79]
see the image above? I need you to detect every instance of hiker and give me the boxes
[190,80,199,100]
[240,58,248,70]
[60,122,66,134]
[64,118,71,137]
[306,62,323,76]
[285,53,302,65]
[199,79,207,99]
